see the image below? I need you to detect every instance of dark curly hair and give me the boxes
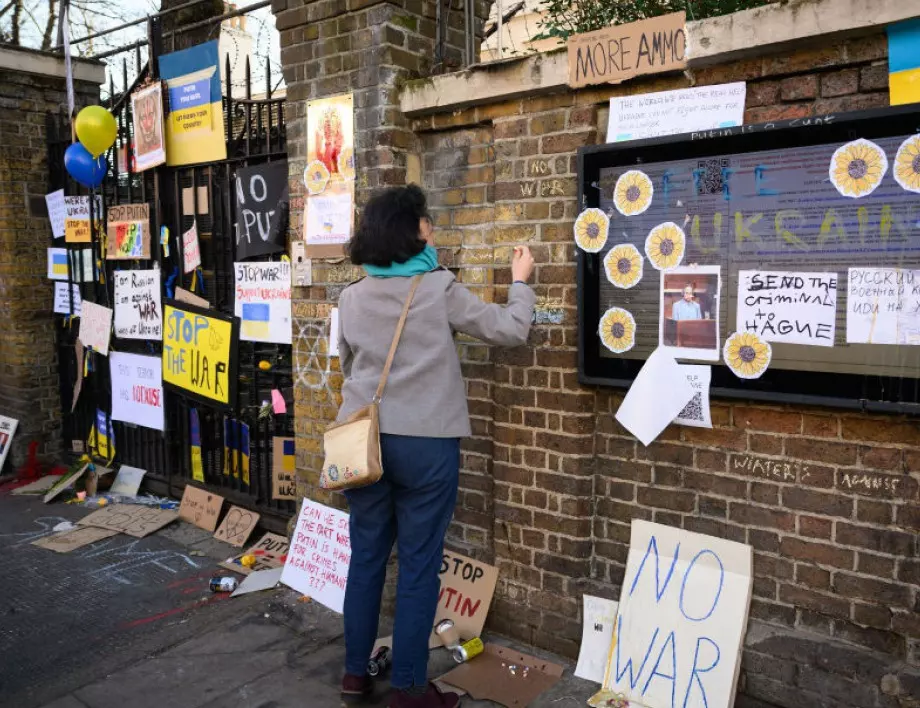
[347,184,429,267]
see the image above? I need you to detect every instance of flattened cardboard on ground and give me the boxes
[230,567,283,597]
[438,644,564,708]
[178,485,224,532]
[429,550,499,648]
[213,505,260,547]
[32,526,118,553]
[44,463,90,503]
[220,532,289,575]
[77,503,179,538]
[12,475,62,495]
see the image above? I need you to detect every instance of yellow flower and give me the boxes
[304,160,330,195]
[829,139,887,198]
[338,147,355,181]
[574,208,609,253]
[724,331,772,380]
[644,222,685,271]
[613,170,653,216]
[894,135,920,193]
[604,244,643,289]
[599,307,636,354]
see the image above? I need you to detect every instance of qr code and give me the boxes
[696,158,730,196]
[678,393,705,422]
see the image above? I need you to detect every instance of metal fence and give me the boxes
[49,16,294,528]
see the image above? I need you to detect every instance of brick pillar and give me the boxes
[0,46,103,471]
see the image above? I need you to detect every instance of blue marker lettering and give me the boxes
[682,636,721,708]
[642,630,677,707]
[755,165,780,196]
[614,615,658,691]
[679,549,724,622]
[628,535,680,602]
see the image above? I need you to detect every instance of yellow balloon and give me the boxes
[75,106,117,158]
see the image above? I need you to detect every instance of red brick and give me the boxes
[795,564,830,591]
[750,599,796,627]
[897,503,920,530]
[835,573,912,608]
[798,515,832,539]
[638,442,693,466]
[780,537,854,570]
[748,433,783,455]
[841,417,920,445]
[820,69,859,97]
[749,529,780,553]
[745,103,811,123]
[893,609,920,637]
[734,407,802,434]
[684,517,746,544]
[779,584,850,619]
[856,499,893,524]
[836,523,914,556]
[750,482,779,505]
[837,469,918,501]
[683,469,746,498]
[785,438,857,465]
[897,559,920,586]
[596,458,650,482]
[695,449,727,472]
[782,488,852,519]
[859,445,903,471]
[653,466,682,487]
[857,552,895,579]
[780,75,818,101]
[699,496,727,518]
[494,118,528,140]
[682,427,747,451]
[493,464,534,486]
[799,464,835,489]
[729,503,795,531]
[853,603,892,631]
[637,486,695,513]
[541,131,596,154]
[802,414,838,437]
[833,619,904,656]
[536,391,594,414]
[746,80,780,107]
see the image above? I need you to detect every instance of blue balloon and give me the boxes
[64,142,107,188]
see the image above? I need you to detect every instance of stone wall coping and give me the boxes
[0,44,105,84]
[401,0,916,117]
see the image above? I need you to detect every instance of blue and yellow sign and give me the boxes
[888,20,920,106]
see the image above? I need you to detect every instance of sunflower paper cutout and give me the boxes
[604,243,643,289]
[644,222,686,271]
[724,331,772,380]
[573,208,609,253]
[304,160,330,195]
[894,135,920,193]
[829,139,888,198]
[338,147,355,181]
[599,307,636,354]
[613,170,654,216]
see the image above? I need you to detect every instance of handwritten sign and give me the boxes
[182,219,201,273]
[45,189,66,238]
[0,415,18,473]
[32,526,118,553]
[234,261,292,344]
[162,300,238,408]
[214,505,260,547]
[114,269,162,340]
[846,267,920,345]
[568,12,686,89]
[221,532,289,575]
[178,485,224,532]
[272,437,296,500]
[235,159,289,259]
[78,503,178,538]
[79,301,113,356]
[53,282,82,315]
[593,520,752,708]
[110,351,165,431]
[107,204,150,259]
[64,195,101,243]
[281,499,351,613]
[737,270,838,346]
[575,595,620,683]
[432,550,499,644]
[304,181,353,256]
[607,83,746,142]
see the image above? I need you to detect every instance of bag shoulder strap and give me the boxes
[374,273,423,403]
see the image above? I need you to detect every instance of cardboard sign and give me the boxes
[45,189,66,238]
[131,81,166,172]
[53,282,82,316]
[175,286,209,309]
[234,261,292,344]
[110,352,165,431]
[107,204,151,259]
[182,185,209,215]
[272,437,296,500]
[846,267,920,345]
[213,504,260,547]
[32,526,118,553]
[182,220,201,274]
[78,301,113,356]
[591,520,753,708]
[114,269,162,340]
[162,300,239,408]
[575,595,620,683]
[64,195,101,243]
[432,550,499,645]
[0,415,18,472]
[178,485,224,532]
[109,464,146,497]
[221,532,289,575]
[737,270,838,347]
[568,12,687,89]
[77,503,179,538]
[281,499,351,613]
[235,159,289,259]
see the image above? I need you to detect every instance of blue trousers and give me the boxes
[343,434,460,689]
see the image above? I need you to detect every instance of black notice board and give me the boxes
[578,104,920,413]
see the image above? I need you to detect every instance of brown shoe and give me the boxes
[387,684,460,708]
[341,673,374,705]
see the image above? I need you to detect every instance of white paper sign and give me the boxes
[737,270,837,347]
[110,352,165,431]
[674,365,712,428]
[607,83,746,142]
[110,464,147,496]
[846,267,920,345]
[182,220,201,274]
[234,261,292,344]
[616,348,695,447]
[113,269,162,340]
[45,189,66,238]
[0,415,19,472]
[596,521,753,708]
[575,595,619,683]
[53,282,82,316]
[281,499,351,613]
[79,301,113,356]
[48,248,96,282]
[329,308,340,357]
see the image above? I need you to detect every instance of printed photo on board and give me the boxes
[659,266,721,361]
[130,82,166,172]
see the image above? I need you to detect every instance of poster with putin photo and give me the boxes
[131,82,166,172]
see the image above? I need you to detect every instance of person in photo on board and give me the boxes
[335,185,535,708]
[672,283,702,320]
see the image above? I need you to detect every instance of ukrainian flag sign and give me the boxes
[159,40,226,166]
[889,19,920,106]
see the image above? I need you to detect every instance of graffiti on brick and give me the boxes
[294,320,334,395]
[731,455,807,483]
[839,471,903,496]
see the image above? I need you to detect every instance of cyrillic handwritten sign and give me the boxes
[592,520,752,708]
[846,267,920,345]
[162,300,238,408]
[737,270,838,346]
[568,12,687,89]
[114,269,162,340]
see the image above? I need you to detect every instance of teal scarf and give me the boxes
[363,245,438,278]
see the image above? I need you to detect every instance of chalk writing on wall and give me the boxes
[731,455,808,483]
[737,270,838,346]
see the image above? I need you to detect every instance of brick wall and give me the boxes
[0,47,101,471]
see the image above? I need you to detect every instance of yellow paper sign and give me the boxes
[162,301,238,407]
